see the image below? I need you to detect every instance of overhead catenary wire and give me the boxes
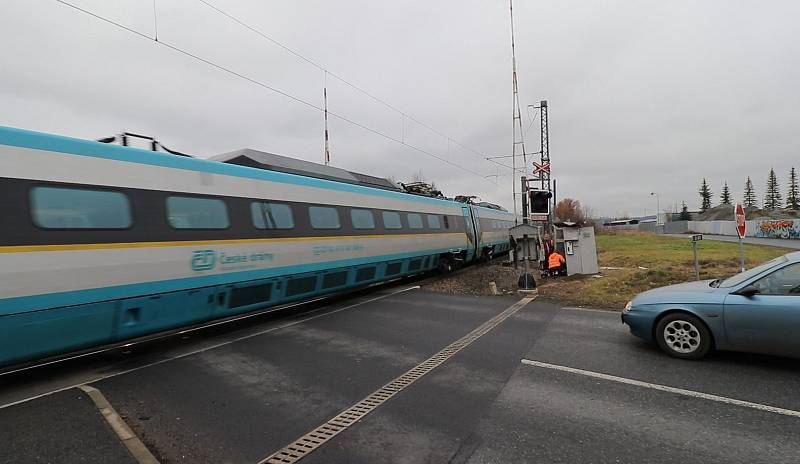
[51,0,494,183]
[193,0,495,165]
[524,107,539,138]
[482,108,538,172]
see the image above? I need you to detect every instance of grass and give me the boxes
[538,232,794,310]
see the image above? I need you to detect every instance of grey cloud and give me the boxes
[2,0,799,216]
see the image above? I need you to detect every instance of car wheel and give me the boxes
[655,313,712,360]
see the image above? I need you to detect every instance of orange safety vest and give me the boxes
[548,252,566,269]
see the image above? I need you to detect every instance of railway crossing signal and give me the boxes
[532,161,550,175]
[529,190,552,214]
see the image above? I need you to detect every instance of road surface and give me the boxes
[2,288,799,463]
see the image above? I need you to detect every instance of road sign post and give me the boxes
[691,234,702,281]
[735,203,747,272]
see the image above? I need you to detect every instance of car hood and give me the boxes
[633,280,725,305]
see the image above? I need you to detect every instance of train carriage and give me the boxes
[0,126,515,367]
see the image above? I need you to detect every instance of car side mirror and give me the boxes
[735,285,760,297]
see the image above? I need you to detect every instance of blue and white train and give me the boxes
[0,126,515,367]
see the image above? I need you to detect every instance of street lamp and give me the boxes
[650,192,661,225]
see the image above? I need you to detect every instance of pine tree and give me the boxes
[787,167,800,210]
[743,176,757,207]
[720,182,732,205]
[764,168,783,211]
[679,202,691,220]
[699,178,712,212]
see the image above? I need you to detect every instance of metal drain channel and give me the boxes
[259,295,536,464]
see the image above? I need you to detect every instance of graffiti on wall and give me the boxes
[756,220,800,239]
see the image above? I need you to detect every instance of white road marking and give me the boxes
[520,359,800,418]
[79,385,160,464]
[560,306,620,314]
[0,285,420,411]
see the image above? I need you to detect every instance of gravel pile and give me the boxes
[422,261,530,296]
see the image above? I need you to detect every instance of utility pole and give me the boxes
[529,100,552,229]
[539,101,550,193]
[651,192,660,225]
[521,176,529,224]
[323,71,331,165]
[509,0,527,221]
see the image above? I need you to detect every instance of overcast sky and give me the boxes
[2,0,799,217]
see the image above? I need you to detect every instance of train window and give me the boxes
[407,213,424,229]
[443,215,450,229]
[350,209,375,229]
[166,196,229,229]
[31,186,132,229]
[427,214,441,229]
[251,202,294,229]
[382,211,402,229]
[309,206,340,229]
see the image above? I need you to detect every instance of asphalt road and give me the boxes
[2,287,799,463]
[664,233,800,249]
[458,308,800,464]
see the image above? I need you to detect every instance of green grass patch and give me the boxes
[539,232,794,309]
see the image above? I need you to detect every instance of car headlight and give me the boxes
[624,301,632,311]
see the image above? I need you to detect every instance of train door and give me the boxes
[471,206,484,250]
[461,206,479,260]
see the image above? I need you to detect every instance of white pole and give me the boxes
[739,237,746,272]
[656,194,661,225]
[651,192,661,225]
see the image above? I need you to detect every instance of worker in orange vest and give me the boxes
[548,250,566,276]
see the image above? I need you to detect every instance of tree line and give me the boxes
[697,167,800,212]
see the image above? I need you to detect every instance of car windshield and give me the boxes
[717,255,788,288]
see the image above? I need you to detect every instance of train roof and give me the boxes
[212,149,402,192]
[213,149,512,215]
[0,125,516,216]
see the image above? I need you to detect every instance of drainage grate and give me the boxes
[259,296,536,464]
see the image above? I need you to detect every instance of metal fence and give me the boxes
[660,219,800,239]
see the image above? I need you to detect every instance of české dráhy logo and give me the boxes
[191,250,216,271]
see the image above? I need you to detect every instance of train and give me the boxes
[0,125,516,367]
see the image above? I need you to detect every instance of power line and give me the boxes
[193,0,492,165]
[524,107,539,138]
[51,0,495,183]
